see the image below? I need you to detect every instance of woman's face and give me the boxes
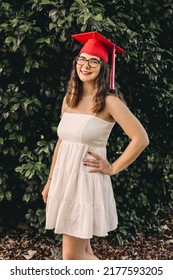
[76,53,101,84]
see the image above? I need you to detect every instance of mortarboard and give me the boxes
[71,31,125,90]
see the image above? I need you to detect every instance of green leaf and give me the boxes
[35,162,42,171]
[10,103,20,112]
[49,23,56,30]
[26,162,34,169]
[22,99,33,109]
[23,193,31,203]
[32,62,39,69]
[150,21,156,28]
[25,170,32,178]
[36,209,45,216]
[38,215,45,224]
[18,22,32,32]
[41,0,53,4]
[5,191,12,201]
[0,192,5,202]
[45,38,51,44]
[0,137,4,145]
[10,97,19,103]
[9,132,17,140]
[11,18,18,27]
[93,14,103,21]
[15,166,23,173]
[5,36,15,44]
[0,23,8,29]
[2,2,10,11]
[33,27,42,33]
[36,37,50,44]
[32,98,42,107]
[17,135,26,143]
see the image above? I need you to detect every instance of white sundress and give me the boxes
[45,112,118,239]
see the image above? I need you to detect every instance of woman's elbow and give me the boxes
[140,133,150,149]
[133,132,149,150]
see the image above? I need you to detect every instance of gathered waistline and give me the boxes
[60,140,106,149]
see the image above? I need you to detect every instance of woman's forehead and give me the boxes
[79,53,100,60]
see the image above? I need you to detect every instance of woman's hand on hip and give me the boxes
[83,151,113,175]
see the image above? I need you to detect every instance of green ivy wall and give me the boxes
[0,0,173,244]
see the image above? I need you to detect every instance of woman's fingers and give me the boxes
[83,152,103,168]
[83,151,112,175]
[83,159,98,165]
[88,151,101,160]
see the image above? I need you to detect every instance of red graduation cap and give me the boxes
[71,31,125,90]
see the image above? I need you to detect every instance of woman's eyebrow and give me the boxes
[79,56,100,61]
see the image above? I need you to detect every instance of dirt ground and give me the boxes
[0,214,172,260]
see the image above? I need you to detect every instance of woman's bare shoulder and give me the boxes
[105,93,127,110]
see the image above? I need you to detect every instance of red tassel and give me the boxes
[110,45,116,90]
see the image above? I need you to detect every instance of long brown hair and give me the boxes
[65,58,124,113]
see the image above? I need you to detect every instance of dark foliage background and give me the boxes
[0,0,173,244]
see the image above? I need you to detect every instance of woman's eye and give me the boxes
[90,60,98,65]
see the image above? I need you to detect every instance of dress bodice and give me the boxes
[57,112,114,148]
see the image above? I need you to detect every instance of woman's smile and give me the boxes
[80,70,91,75]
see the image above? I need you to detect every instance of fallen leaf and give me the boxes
[165,239,173,244]
[23,250,37,260]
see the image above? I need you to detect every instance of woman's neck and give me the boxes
[82,82,97,97]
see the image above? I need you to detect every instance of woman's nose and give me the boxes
[82,60,90,68]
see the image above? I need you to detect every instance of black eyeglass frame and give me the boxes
[75,56,102,68]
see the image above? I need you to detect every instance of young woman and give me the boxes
[42,32,149,260]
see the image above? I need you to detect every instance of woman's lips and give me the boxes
[80,70,91,75]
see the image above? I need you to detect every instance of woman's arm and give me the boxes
[84,95,149,175]
[108,95,149,175]
[42,96,67,203]
[47,138,62,180]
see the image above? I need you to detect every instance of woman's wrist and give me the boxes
[109,164,114,176]
[110,163,119,176]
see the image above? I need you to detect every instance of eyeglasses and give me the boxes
[75,56,101,68]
